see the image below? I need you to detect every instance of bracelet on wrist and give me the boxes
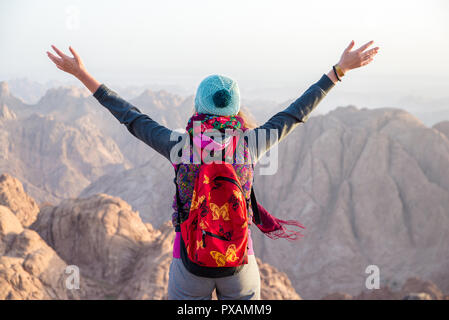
[332,65,341,82]
[335,64,345,77]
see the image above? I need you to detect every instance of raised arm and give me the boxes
[250,40,379,162]
[46,45,179,161]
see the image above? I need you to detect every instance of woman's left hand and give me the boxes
[338,40,380,74]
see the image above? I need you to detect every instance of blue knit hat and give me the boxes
[194,74,240,116]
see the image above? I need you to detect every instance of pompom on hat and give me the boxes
[194,74,240,116]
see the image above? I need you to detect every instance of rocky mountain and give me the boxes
[0,173,39,227]
[79,155,174,227]
[0,81,190,203]
[0,104,17,122]
[25,82,193,168]
[323,277,449,300]
[0,173,301,300]
[252,106,449,299]
[0,205,85,299]
[6,78,75,105]
[433,120,449,140]
[0,82,29,115]
[0,81,196,206]
[0,173,102,299]
[0,107,128,204]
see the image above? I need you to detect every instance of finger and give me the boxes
[356,40,374,53]
[361,47,379,59]
[344,40,355,52]
[69,46,81,62]
[361,57,374,66]
[47,51,63,65]
[51,45,69,59]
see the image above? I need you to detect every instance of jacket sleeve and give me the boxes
[248,73,335,163]
[93,84,181,162]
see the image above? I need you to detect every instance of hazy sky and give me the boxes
[1,0,448,107]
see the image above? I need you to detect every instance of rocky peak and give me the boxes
[132,88,184,111]
[0,104,17,121]
[257,258,301,300]
[0,82,10,97]
[38,86,90,105]
[0,173,39,227]
[433,120,449,140]
[322,277,447,300]
[0,204,84,299]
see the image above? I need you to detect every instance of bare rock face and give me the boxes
[118,221,175,300]
[0,113,127,204]
[0,82,11,97]
[322,292,353,300]
[403,293,432,300]
[0,83,193,205]
[0,205,83,299]
[252,106,449,299]
[79,157,175,228]
[0,81,28,114]
[399,277,445,300]
[28,84,192,169]
[324,277,445,300]
[0,205,23,256]
[257,257,301,300]
[31,193,153,288]
[0,83,131,205]
[433,120,449,140]
[0,173,39,227]
[0,104,17,122]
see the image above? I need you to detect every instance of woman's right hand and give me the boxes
[338,40,379,74]
[47,45,86,79]
[46,45,100,93]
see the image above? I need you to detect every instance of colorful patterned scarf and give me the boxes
[186,112,244,135]
[182,112,305,241]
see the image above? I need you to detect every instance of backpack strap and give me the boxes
[250,187,261,225]
[249,162,261,225]
[173,164,186,232]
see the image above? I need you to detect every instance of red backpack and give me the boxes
[174,159,260,278]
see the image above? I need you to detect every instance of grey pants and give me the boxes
[167,255,261,300]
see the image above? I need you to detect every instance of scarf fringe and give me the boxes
[254,203,306,241]
[262,219,305,241]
